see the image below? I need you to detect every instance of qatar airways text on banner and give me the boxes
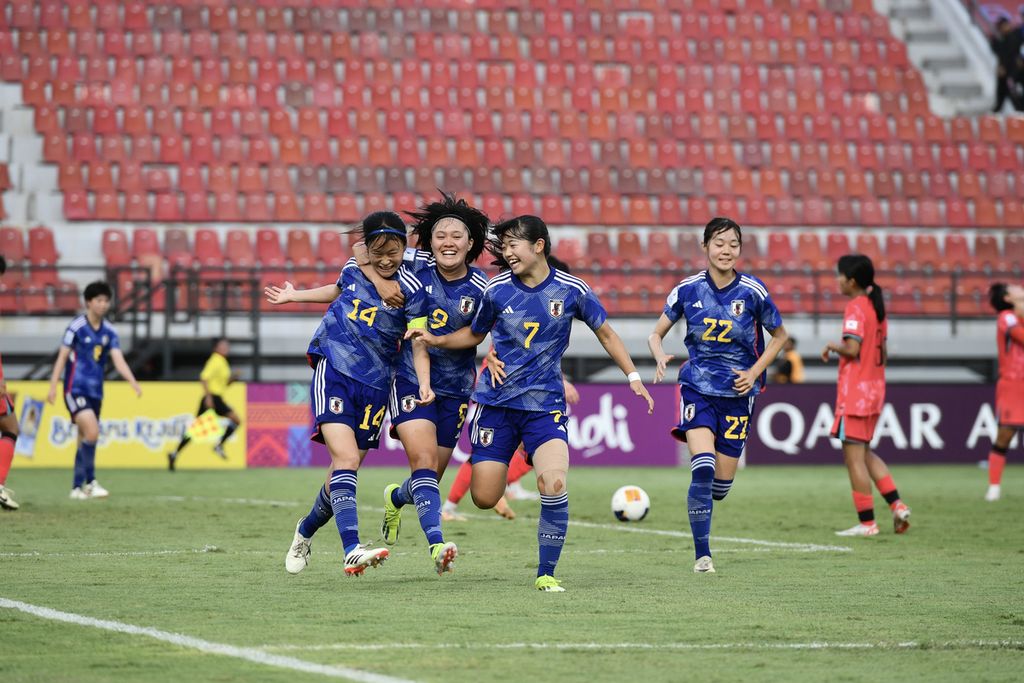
[746,385,1013,465]
[272,383,680,468]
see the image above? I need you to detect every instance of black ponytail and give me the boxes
[837,254,885,322]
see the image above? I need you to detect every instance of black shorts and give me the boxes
[198,394,233,418]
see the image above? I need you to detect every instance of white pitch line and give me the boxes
[0,597,418,683]
[260,639,1024,654]
[155,496,851,553]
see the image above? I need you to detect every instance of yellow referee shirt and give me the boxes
[200,352,231,396]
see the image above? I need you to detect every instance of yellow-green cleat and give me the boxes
[381,483,402,546]
[430,541,458,575]
[535,575,565,592]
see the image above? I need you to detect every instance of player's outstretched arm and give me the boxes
[594,321,654,414]
[405,326,486,350]
[734,324,790,395]
[647,314,677,384]
[264,281,340,305]
[110,348,143,397]
[45,346,72,404]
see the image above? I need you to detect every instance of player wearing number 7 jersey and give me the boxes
[265,211,435,577]
[822,254,911,537]
[407,215,655,592]
[648,217,788,574]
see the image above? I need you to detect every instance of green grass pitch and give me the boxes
[2,465,1023,682]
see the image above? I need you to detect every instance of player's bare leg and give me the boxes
[986,426,1017,501]
[470,460,509,510]
[0,409,20,510]
[533,440,570,591]
[73,410,105,499]
[837,442,879,537]
[866,449,911,532]
[685,428,719,572]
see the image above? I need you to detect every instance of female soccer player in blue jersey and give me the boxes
[648,217,788,574]
[265,212,437,577]
[46,281,143,500]
[356,192,490,575]
[408,215,655,592]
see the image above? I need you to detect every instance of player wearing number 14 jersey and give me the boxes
[649,218,788,574]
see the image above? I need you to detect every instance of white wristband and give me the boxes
[626,371,641,383]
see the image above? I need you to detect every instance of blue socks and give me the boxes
[688,453,716,559]
[712,478,733,501]
[538,492,569,577]
[298,485,332,538]
[390,477,414,508]
[410,468,443,546]
[72,440,97,488]
[328,469,360,554]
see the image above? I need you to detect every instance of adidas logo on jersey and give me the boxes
[347,284,356,292]
[503,306,514,314]
[692,301,703,308]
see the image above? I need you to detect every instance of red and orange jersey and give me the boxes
[996,310,1024,382]
[835,295,887,417]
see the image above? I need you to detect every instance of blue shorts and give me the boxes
[671,385,755,458]
[64,392,102,420]
[388,375,470,449]
[309,356,389,451]
[468,403,568,465]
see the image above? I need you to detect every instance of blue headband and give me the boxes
[366,227,407,239]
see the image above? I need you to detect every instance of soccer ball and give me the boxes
[611,485,650,522]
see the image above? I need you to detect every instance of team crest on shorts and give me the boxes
[730,299,745,317]
[684,403,696,421]
[549,299,564,318]
[459,296,475,315]
[478,427,494,447]
[329,397,344,414]
[401,395,417,413]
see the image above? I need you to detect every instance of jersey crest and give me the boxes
[549,299,564,318]
[730,299,745,317]
[401,394,417,413]
[478,427,494,447]
[459,295,475,315]
[329,397,344,414]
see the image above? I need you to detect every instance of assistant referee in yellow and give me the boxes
[167,337,242,470]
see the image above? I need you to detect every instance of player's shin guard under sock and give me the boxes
[989,445,1008,486]
[72,446,86,489]
[216,422,238,447]
[391,477,414,508]
[852,490,875,523]
[0,431,16,485]
[410,468,444,546]
[446,459,473,505]
[688,453,716,559]
[81,440,98,483]
[507,450,532,483]
[299,485,332,538]
[538,492,569,577]
[328,469,360,554]
[874,474,903,509]
[711,478,733,501]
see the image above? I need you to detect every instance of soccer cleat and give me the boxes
[441,501,467,522]
[693,556,716,573]
[285,518,312,574]
[835,522,879,537]
[69,487,89,501]
[0,485,20,510]
[506,481,540,501]
[985,484,1001,502]
[892,503,911,534]
[343,544,389,576]
[493,496,516,520]
[213,444,227,459]
[381,483,403,545]
[431,541,458,575]
[535,575,565,592]
[85,480,109,498]
[167,452,177,472]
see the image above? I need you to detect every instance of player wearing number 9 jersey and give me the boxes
[822,254,910,537]
[648,218,788,574]
[407,215,655,592]
[265,211,436,577]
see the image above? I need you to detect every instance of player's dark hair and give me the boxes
[359,211,408,250]
[83,280,113,302]
[547,254,571,274]
[405,191,488,264]
[212,336,228,349]
[488,215,551,269]
[837,254,885,322]
[0,254,6,275]
[990,282,1013,312]
[702,217,742,248]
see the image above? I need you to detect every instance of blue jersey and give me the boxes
[664,270,783,398]
[307,259,428,391]
[471,267,607,411]
[61,315,120,399]
[396,250,488,399]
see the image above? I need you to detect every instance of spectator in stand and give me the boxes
[990,17,1024,112]
[771,337,805,384]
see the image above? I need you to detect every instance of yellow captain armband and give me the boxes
[407,317,428,330]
